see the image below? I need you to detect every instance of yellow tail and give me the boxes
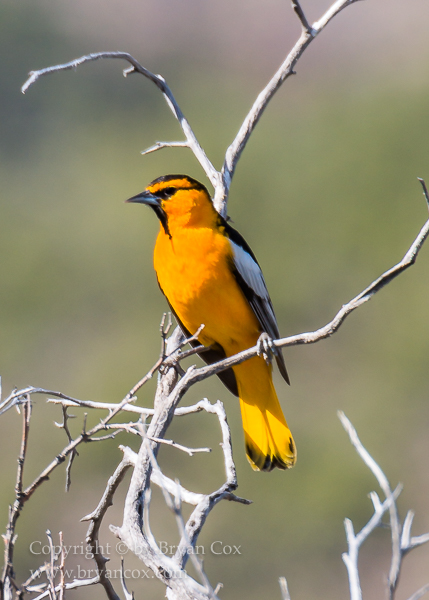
[234,357,296,471]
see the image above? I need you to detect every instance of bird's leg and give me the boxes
[256,332,278,365]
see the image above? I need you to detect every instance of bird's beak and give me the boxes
[125,190,160,206]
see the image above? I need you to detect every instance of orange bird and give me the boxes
[127,175,296,471]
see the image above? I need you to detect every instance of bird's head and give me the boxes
[126,175,216,237]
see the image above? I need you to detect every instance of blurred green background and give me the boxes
[1,0,429,598]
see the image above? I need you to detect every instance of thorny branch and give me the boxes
[2,397,31,600]
[55,405,77,491]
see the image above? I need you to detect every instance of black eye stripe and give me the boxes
[156,185,204,200]
[156,187,176,199]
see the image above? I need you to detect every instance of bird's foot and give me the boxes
[257,332,278,365]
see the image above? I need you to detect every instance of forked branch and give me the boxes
[218,0,363,212]
[278,414,429,600]
[339,412,429,600]
[21,0,363,216]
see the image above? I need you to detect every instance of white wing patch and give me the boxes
[230,240,268,299]
[230,236,289,383]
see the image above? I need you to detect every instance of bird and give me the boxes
[127,174,296,471]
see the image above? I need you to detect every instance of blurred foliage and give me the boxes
[1,1,429,600]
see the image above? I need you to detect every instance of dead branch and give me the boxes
[217,0,363,213]
[339,412,429,600]
[20,0,364,217]
[2,397,31,600]
[80,454,134,600]
[108,329,251,600]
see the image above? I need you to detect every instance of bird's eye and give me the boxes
[157,187,176,200]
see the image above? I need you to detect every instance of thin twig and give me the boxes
[1,397,31,600]
[81,453,133,600]
[31,576,100,600]
[58,532,65,600]
[146,436,211,456]
[338,412,401,596]
[417,177,429,209]
[279,576,291,600]
[141,141,189,156]
[406,584,429,600]
[45,530,57,600]
[291,1,313,34]
[120,557,134,600]
[55,405,78,491]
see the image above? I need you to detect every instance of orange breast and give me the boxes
[153,226,261,355]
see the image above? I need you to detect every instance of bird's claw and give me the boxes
[257,332,278,365]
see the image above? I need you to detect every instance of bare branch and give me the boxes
[108,330,251,600]
[55,405,78,491]
[19,0,366,217]
[146,435,211,456]
[141,141,189,156]
[409,533,429,550]
[117,445,205,505]
[339,412,401,594]
[58,532,65,600]
[339,412,429,600]
[401,510,415,550]
[2,397,31,600]
[279,576,291,600]
[110,331,214,600]
[81,453,133,600]
[183,203,429,387]
[46,530,58,600]
[21,564,49,593]
[418,177,429,209]
[339,421,403,600]
[31,576,100,600]
[120,558,134,600]
[406,584,429,600]
[145,445,218,599]
[173,399,251,570]
[21,52,220,190]
[215,0,362,214]
[291,1,313,34]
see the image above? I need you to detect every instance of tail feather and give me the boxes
[235,358,296,472]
